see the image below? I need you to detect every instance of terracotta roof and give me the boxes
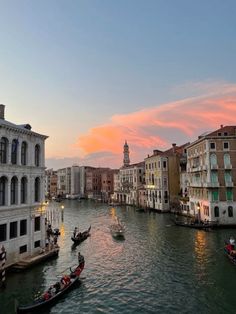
[206,125,236,137]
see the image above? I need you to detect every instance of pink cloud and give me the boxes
[52,82,236,168]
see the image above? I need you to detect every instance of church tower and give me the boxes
[123,140,130,167]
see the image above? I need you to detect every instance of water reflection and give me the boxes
[1,200,236,314]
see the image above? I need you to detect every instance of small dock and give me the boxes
[10,247,59,272]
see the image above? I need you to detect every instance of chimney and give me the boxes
[172,143,176,153]
[220,124,223,128]
[0,104,5,119]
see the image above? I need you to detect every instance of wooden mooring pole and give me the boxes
[0,245,6,288]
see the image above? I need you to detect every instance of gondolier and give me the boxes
[78,252,85,265]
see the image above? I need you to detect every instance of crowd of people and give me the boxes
[45,223,59,251]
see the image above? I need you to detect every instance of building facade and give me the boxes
[187,125,236,225]
[0,105,48,265]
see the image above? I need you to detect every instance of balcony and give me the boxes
[225,181,234,187]
[190,182,202,187]
[203,181,219,188]
[210,164,218,170]
[224,164,232,170]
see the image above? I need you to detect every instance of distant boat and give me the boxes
[110,218,125,239]
[173,219,218,231]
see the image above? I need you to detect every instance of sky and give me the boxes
[0,0,236,169]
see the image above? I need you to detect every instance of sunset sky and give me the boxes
[0,0,236,169]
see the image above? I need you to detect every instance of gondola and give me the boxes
[224,247,236,265]
[71,226,91,245]
[16,262,84,313]
[110,218,125,239]
[173,219,217,231]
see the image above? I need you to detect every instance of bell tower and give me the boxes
[123,140,130,167]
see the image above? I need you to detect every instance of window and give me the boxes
[11,176,18,205]
[223,142,229,150]
[21,141,27,165]
[34,216,40,231]
[0,176,7,206]
[21,177,27,203]
[211,171,218,183]
[0,137,8,163]
[228,206,233,217]
[225,171,232,183]
[34,240,40,248]
[210,154,217,166]
[224,154,231,167]
[226,188,233,201]
[19,245,27,254]
[210,142,215,150]
[163,161,167,169]
[35,177,40,202]
[212,190,219,201]
[214,206,219,217]
[10,221,17,239]
[20,219,27,236]
[0,224,7,242]
[11,139,18,164]
[35,144,40,166]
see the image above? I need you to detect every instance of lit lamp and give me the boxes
[197,202,201,222]
[60,205,64,222]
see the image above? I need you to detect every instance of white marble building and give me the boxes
[0,105,48,265]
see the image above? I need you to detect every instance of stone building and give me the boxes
[45,168,58,198]
[187,125,236,225]
[145,143,188,212]
[0,105,48,265]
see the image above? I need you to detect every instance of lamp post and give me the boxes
[197,202,201,223]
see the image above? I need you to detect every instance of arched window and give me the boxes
[11,139,18,164]
[11,176,18,204]
[21,141,27,165]
[21,177,27,204]
[0,176,7,206]
[35,177,40,202]
[0,137,8,164]
[210,153,217,165]
[35,145,40,167]
[228,206,233,217]
[214,206,219,217]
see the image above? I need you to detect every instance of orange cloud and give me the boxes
[72,82,236,168]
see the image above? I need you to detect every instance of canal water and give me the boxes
[1,200,236,314]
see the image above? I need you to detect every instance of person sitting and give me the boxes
[43,291,51,300]
[76,232,82,240]
[229,236,235,250]
[54,282,61,293]
[226,243,232,253]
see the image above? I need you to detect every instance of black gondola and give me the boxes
[173,219,218,231]
[71,226,91,245]
[16,262,84,313]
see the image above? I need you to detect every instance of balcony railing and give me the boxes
[210,164,218,170]
[224,164,232,170]
[203,181,219,188]
[225,181,234,187]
